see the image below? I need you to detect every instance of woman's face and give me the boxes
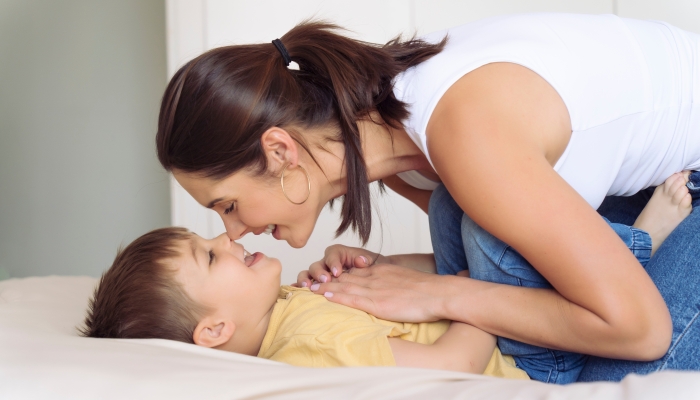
[173,168,324,248]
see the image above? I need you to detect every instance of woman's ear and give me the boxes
[260,127,299,172]
[192,318,236,348]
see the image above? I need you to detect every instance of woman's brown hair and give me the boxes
[156,21,446,243]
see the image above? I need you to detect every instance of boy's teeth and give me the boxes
[264,224,276,234]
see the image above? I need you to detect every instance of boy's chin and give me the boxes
[269,258,283,278]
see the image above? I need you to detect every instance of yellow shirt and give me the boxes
[258,286,528,380]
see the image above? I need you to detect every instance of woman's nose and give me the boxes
[221,214,247,240]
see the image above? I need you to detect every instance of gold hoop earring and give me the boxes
[281,164,311,205]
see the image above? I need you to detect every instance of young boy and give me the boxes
[82,173,691,380]
[81,226,528,378]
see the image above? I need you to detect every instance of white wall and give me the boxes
[617,0,700,32]
[165,0,699,285]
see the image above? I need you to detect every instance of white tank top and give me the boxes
[393,13,700,209]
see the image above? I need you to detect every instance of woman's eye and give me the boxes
[208,250,215,265]
[223,202,235,215]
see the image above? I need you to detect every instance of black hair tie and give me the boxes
[272,39,292,66]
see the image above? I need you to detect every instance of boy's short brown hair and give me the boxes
[81,227,208,343]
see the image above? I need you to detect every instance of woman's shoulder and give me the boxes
[397,13,639,166]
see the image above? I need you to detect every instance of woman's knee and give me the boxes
[460,213,551,288]
[428,184,468,275]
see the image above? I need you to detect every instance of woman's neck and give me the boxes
[308,115,433,205]
[358,116,433,181]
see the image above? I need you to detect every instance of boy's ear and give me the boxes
[193,318,236,348]
[260,127,299,172]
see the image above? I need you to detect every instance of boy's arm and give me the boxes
[388,321,495,373]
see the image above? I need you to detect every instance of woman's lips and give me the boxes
[272,225,281,240]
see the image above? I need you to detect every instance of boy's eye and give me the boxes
[223,202,236,215]
[208,250,214,265]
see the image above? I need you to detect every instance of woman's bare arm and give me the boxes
[428,63,671,359]
[389,321,496,373]
[314,63,672,360]
[385,253,436,274]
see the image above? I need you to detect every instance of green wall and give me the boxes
[0,0,170,278]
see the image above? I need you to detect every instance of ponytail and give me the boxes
[157,20,446,244]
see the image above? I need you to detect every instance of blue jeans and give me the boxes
[428,173,700,383]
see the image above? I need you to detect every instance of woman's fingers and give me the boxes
[309,263,451,323]
[296,245,384,287]
[320,290,378,316]
[296,255,368,287]
[322,247,348,278]
[343,266,373,278]
[309,279,370,296]
[307,260,332,283]
[296,269,314,288]
[353,255,372,269]
[323,244,374,276]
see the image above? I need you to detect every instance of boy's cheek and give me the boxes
[268,257,283,272]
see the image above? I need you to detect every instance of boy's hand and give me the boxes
[295,245,389,288]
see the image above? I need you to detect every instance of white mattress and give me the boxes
[1,276,698,399]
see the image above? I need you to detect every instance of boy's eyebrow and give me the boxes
[189,238,200,267]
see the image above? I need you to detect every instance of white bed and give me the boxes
[1,276,698,399]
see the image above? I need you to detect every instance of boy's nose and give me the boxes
[216,233,231,246]
[218,233,244,252]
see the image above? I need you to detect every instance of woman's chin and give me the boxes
[275,226,310,248]
[287,239,304,249]
[286,235,309,249]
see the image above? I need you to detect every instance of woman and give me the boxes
[156,13,700,383]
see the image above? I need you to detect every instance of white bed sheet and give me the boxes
[1,276,698,400]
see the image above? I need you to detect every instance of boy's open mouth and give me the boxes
[244,251,263,267]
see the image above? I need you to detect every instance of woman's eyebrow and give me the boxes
[206,197,225,208]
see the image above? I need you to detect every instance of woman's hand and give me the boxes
[295,244,390,288]
[309,263,461,323]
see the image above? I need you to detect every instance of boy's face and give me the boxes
[174,233,282,324]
